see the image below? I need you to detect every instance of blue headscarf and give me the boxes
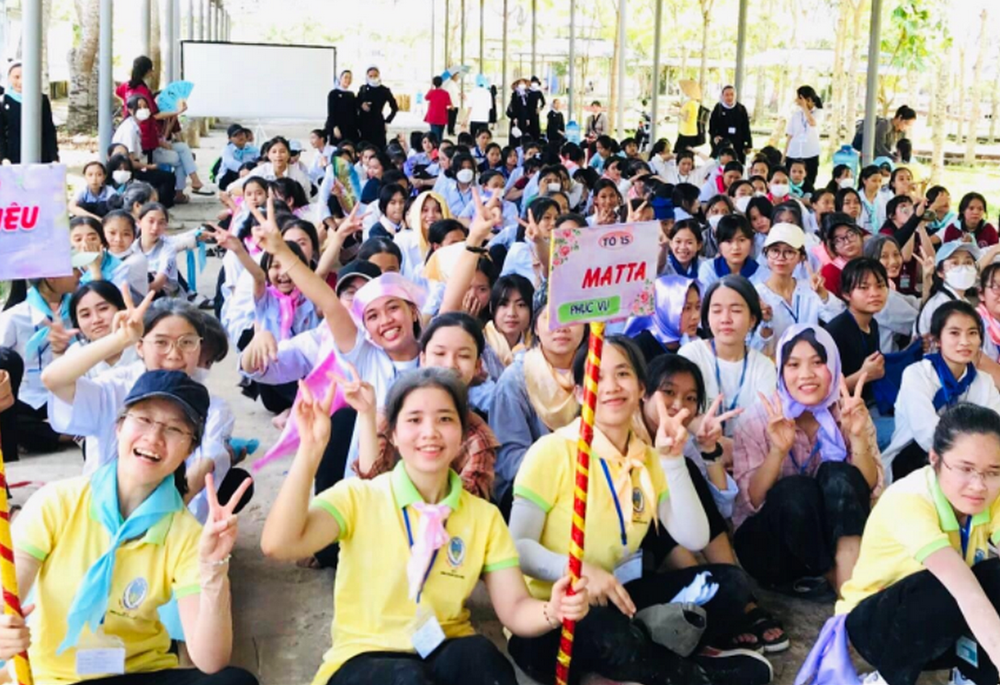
[623,275,700,347]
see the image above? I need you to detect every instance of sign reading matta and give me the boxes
[547,220,660,328]
[0,164,71,280]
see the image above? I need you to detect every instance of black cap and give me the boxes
[124,370,210,439]
[227,123,245,138]
[335,260,382,296]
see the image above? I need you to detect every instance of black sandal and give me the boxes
[770,576,837,604]
[745,606,789,653]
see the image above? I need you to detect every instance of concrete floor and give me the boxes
[9,119,948,685]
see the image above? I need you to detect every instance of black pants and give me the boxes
[469,121,488,138]
[733,461,870,587]
[14,400,61,454]
[328,635,515,685]
[259,382,296,415]
[217,169,240,192]
[891,440,928,482]
[0,346,23,461]
[82,667,257,685]
[313,407,358,568]
[446,108,458,136]
[674,134,702,154]
[508,564,751,685]
[217,467,254,514]
[135,168,177,208]
[642,458,729,571]
[787,155,820,194]
[847,558,1000,685]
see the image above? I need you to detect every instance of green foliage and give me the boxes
[881,0,946,73]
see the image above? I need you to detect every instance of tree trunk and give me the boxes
[41,0,52,92]
[697,0,714,99]
[844,0,865,153]
[964,10,987,164]
[827,0,849,153]
[954,46,965,144]
[67,0,100,134]
[149,0,162,91]
[608,3,620,134]
[930,57,949,184]
[990,69,999,143]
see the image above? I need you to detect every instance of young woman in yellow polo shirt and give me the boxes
[508,334,772,685]
[261,367,589,685]
[0,369,255,685]
[799,403,1000,685]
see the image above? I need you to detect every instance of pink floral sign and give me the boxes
[0,164,71,280]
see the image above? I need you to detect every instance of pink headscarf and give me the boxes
[349,272,427,327]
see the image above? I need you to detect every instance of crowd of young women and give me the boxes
[1,72,999,685]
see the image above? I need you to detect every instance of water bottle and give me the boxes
[832,145,860,179]
[566,120,581,144]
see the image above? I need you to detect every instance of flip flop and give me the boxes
[191,187,215,196]
[745,606,790,653]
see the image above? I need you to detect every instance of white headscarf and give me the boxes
[719,85,736,110]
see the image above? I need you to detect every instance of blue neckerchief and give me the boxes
[713,255,758,279]
[927,352,976,411]
[24,286,71,359]
[185,231,208,291]
[58,461,183,653]
[5,90,22,104]
[81,252,124,287]
[789,181,805,198]
[928,211,956,235]
[669,253,698,279]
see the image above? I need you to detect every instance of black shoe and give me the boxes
[692,646,773,685]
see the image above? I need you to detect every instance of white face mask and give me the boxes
[367,76,381,87]
[547,182,561,193]
[112,170,132,185]
[839,177,854,189]
[708,214,724,230]
[517,85,527,94]
[754,190,768,198]
[735,196,752,213]
[134,108,151,122]
[945,264,977,291]
[770,183,789,198]
[456,168,475,184]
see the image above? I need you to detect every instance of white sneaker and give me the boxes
[950,667,978,685]
[862,673,889,685]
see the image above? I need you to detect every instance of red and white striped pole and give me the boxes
[0,445,32,685]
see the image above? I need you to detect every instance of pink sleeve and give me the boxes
[733,403,771,525]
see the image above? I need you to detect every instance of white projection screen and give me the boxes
[181,42,337,119]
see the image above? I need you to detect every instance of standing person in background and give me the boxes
[527,76,546,140]
[507,79,532,147]
[326,70,360,145]
[709,85,752,164]
[467,75,493,138]
[424,75,452,142]
[443,69,462,136]
[675,79,702,154]
[0,61,58,164]
[785,85,823,194]
[546,98,565,143]
[357,66,398,150]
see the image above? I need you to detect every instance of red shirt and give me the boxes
[821,262,843,300]
[424,88,452,126]
[115,81,161,153]
[941,222,999,248]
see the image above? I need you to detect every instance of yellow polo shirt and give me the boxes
[513,418,669,600]
[310,462,519,684]
[12,477,202,685]
[679,100,700,137]
[837,466,1000,614]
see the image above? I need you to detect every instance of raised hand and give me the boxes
[330,361,375,416]
[549,575,590,623]
[0,604,33,660]
[243,327,278,374]
[839,374,871,439]
[334,203,366,243]
[468,186,502,246]
[47,318,79,355]
[199,472,253,565]
[248,197,288,255]
[626,200,648,224]
[202,223,242,253]
[806,260,828,300]
[759,391,796,454]
[292,375,339,454]
[461,289,483,318]
[113,285,156,346]
[653,393,691,459]
[689,394,743,451]
[518,208,549,244]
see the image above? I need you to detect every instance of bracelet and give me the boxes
[203,554,231,567]
[542,602,561,629]
[465,245,488,255]
[700,442,724,462]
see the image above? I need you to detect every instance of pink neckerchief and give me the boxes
[978,303,1000,347]
[244,236,263,256]
[406,502,451,601]
[267,285,302,339]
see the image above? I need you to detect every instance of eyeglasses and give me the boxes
[941,458,1000,485]
[767,248,800,261]
[124,413,193,443]
[143,335,202,354]
[833,232,861,246]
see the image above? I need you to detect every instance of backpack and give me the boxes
[851,117,887,151]
[695,105,711,145]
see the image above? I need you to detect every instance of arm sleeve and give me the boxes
[891,211,923,248]
[489,369,539,495]
[658,457,710,552]
[11,484,63,562]
[509,497,567,582]
[310,479,358,543]
[385,89,399,124]
[874,119,893,159]
[245,330,319,386]
[898,364,940,452]
[194,398,235,479]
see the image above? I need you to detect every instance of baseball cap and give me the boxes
[651,196,675,221]
[763,223,805,251]
[226,123,245,138]
[123,370,210,440]
[335,260,382,296]
[289,139,304,154]
[935,240,981,266]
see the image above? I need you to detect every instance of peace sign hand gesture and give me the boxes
[248,197,289,256]
[47,317,80,355]
[468,186,502,246]
[626,200,648,224]
[112,285,156,346]
[292,373,340,456]
[202,223,241,253]
[330,361,375,417]
[653,393,691,460]
[689,394,743,452]
[198,471,253,565]
[759,391,796,454]
[839,374,871,439]
[805,260,828,301]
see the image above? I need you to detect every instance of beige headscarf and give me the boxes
[406,191,453,260]
[523,346,579,431]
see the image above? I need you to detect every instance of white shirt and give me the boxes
[110,244,149,303]
[443,78,461,109]
[679,338,777,437]
[112,118,143,156]
[140,238,179,295]
[227,162,312,198]
[697,259,767,293]
[0,300,74,409]
[881,359,1000,480]
[915,288,964,338]
[753,281,845,357]
[785,107,822,159]
[394,229,428,287]
[469,86,492,122]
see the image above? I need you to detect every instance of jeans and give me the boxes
[508,565,751,685]
[153,142,198,191]
[733,461,870,587]
[429,124,445,141]
[847,558,1000,685]
[82,667,258,685]
[328,635,516,685]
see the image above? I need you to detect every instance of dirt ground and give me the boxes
[7,118,947,685]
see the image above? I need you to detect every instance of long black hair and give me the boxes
[129,56,154,88]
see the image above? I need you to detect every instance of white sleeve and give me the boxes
[317,166,334,221]
[47,375,128,436]
[897,364,940,452]
[658,457,710,552]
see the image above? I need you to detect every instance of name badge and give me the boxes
[410,607,446,659]
[956,636,978,668]
[613,551,643,585]
[76,630,126,676]
[728,127,736,135]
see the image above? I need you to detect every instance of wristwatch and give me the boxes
[700,442,723,463]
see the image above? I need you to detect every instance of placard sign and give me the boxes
[547,220,659,328]
[0,164,71,280]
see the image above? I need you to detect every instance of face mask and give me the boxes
[839,177,854,189]
[517,85,526,94]
[708,214,724,230]
[112,170,132,185]
[367,76,381,87]
[735,196,752,213]
[770,184,789,198]
[754,190,768,198]
[547,182,561,193]
[531,83,541,91]
[945,264,977,291]
[456,168,474,184]
[134,109,151,122]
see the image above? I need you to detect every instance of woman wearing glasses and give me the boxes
[42,293,240,523]
[806,402,1000,685]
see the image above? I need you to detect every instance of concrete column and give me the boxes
[98,0,113,162]
[20,0,41,163]
[199,0,205,40]
[650,0,662,146]
[734,0,747,96]
[616,0,626,138]
[163,0,176,82]
[530,0,536,77]
[460,0,465,106]
[861,0,882,164]
[140,0,151,55]
[430,0,436,75]
[501,0,508,119]
[186,0,194,40]
[478,0,484,74]
[568,0,575,122]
